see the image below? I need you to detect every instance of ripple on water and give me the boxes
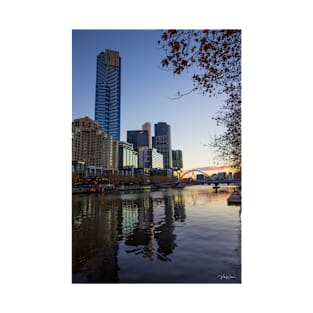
[72,186,241,283]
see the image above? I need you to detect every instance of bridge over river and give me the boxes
[181,165,240,189]
[182,165,232,178]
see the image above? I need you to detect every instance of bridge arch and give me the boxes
[181,165,230,178]
[181,169,210,178]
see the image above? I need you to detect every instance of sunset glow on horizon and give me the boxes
[182,165,238,178]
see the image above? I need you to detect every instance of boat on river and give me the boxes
[227,191,241,205]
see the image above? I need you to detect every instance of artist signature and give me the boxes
[217,273,237,280]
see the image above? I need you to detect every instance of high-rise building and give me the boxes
[217,172,226,180]
[118,142,138,170]
[142,122,152,148]
[112,140,119,171]
[138,147,163,169]
[226,172,233,182]
[172,150,183,169]
[152,122,172,169]
[95,49,121,141]
[72,117,118,170]
[196,174,206,183]
[127,130,149,150]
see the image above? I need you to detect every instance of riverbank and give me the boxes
[72,182,188,194]
[72,184,116,194]
[72,182,240,195]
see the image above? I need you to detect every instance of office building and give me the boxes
[196,174,206,183]
[95,49,121,141]
[72,117,118,171]
[138,147,163,169]
[112,140,119,171]
[172,150,183,169]
[226,172,233,182]
[127,130,149,150]
[118,142,138,170]
[152,122,172,169]
[217,172,226,180]
[142,122,152,148]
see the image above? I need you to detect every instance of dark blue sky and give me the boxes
[72,30,226,169]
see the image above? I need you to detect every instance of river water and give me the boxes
[72,185,241,283]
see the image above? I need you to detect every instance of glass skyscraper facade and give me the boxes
[172,150,183,169]
[95,49,121,141]
[127,130,149,150]
[152,122,172,169]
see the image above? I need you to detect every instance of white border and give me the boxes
[1,1,313,312]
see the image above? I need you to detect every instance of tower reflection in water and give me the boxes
[72,198,121,283]
[72,191,186,283]
[123,192,186,262]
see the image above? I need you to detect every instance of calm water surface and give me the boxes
[72,185,241,283]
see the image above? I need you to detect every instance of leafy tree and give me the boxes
[158,29,241,168]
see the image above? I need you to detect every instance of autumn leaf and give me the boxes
[158,29,241,168]
[161,59,169,67]
[161,32,168,41]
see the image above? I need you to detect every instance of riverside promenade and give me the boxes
[72,182,188,194]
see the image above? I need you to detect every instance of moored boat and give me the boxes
[227,191,241,205]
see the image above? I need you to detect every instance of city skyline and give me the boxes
[72,30,229,171]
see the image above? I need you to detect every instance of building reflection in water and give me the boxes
[72,191,187,283]
[154,197,176,261]
[72,197,121,283]
[173,193,186,222]
[73,187,242,283]
[122,192,186,262]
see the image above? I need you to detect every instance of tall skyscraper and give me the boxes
[95,49,121,141]
[142,122,152,148]
[152,122,172,169]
